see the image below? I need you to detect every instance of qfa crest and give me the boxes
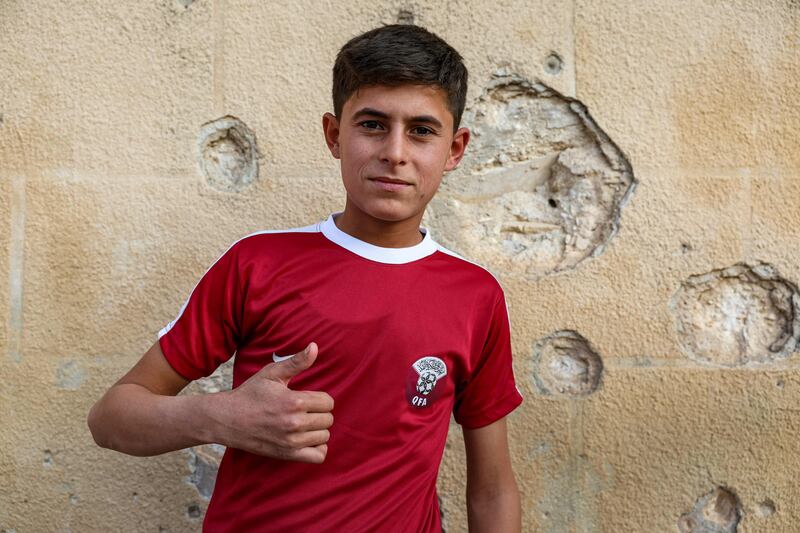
[406,356,448,408]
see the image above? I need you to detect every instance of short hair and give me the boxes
[332,24,468,131]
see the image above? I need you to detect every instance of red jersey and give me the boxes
[158,213,523,532]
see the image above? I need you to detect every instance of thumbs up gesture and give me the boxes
[209,342,334,463]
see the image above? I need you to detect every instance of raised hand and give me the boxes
[207,342,334,463]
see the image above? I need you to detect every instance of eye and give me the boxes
[359,120,383,130]
[410,126,435,136]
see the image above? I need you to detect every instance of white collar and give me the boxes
[320,213,438,264]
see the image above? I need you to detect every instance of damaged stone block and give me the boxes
[678,486,741,533]
[670,263,800,367]
[532,330,603,398]
[187,358,234,395]
[184,360,232,499]
[429,72,635,278]
[438,494,447,533]
[198,116,260,192]
[186,443,225,500]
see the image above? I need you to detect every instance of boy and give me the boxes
[89,24,522,532]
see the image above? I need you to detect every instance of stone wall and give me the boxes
[1,1,799,531]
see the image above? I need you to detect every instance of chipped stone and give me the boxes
[186,443,225,499]
[756,499,776,518]
[198,116,260,192]
[397,8,415,24]
[756,498,775,518]
[670,263,800,367]
[188,358,233,395]
[428,73,635,278]
[532,330,603,398]
[678,487,741,533]
[438,494,447,533]
[56,359,87,390]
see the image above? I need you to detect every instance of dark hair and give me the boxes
[332,24,468,131]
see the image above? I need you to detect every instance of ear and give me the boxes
[322,112,341,159]
[444,127,470,171]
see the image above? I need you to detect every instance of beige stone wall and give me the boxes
[2,1,798,531]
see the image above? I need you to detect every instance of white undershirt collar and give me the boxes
[320,212,438,264]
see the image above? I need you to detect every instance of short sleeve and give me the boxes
[157,241,245,381]
[453,292,523,429]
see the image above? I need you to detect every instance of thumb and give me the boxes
[265,342,318,384]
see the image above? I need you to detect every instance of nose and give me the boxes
[379,128,408,166]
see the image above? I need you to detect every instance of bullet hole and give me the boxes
[670,263,800,367]
[176,0,194,7]
[756,499,776,517]
[429,72,635,279]
[186,444,224,499]
[678,486,741,533]
[775,379,785,389]
[69,494,78,505]
[198,116,260,193]
[187,504,202,519]
[43,450,53,468]
[397,9,415,24]
[532,330,603,398]
[132,491,139,503]
[544,53,563,75]
[681,242,693,254]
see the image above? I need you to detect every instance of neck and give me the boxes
[334,200,425,248]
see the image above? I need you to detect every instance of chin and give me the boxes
[362,202,419,223]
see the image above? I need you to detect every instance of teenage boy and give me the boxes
[89,24,523,532]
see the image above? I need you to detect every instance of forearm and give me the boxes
[467,480,521,533]
[88,384,216,456]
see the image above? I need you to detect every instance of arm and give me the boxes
[463,417,521,533]
[87,340,333,463]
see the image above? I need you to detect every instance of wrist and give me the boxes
[190,389,231,448]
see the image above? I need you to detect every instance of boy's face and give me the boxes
[322,84,469,226]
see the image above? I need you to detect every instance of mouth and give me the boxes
[370,177,412,185]
[369,177,413,191]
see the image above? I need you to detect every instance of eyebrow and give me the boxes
[351,107,444,129]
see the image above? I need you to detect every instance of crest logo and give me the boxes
[407,356,448,408]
